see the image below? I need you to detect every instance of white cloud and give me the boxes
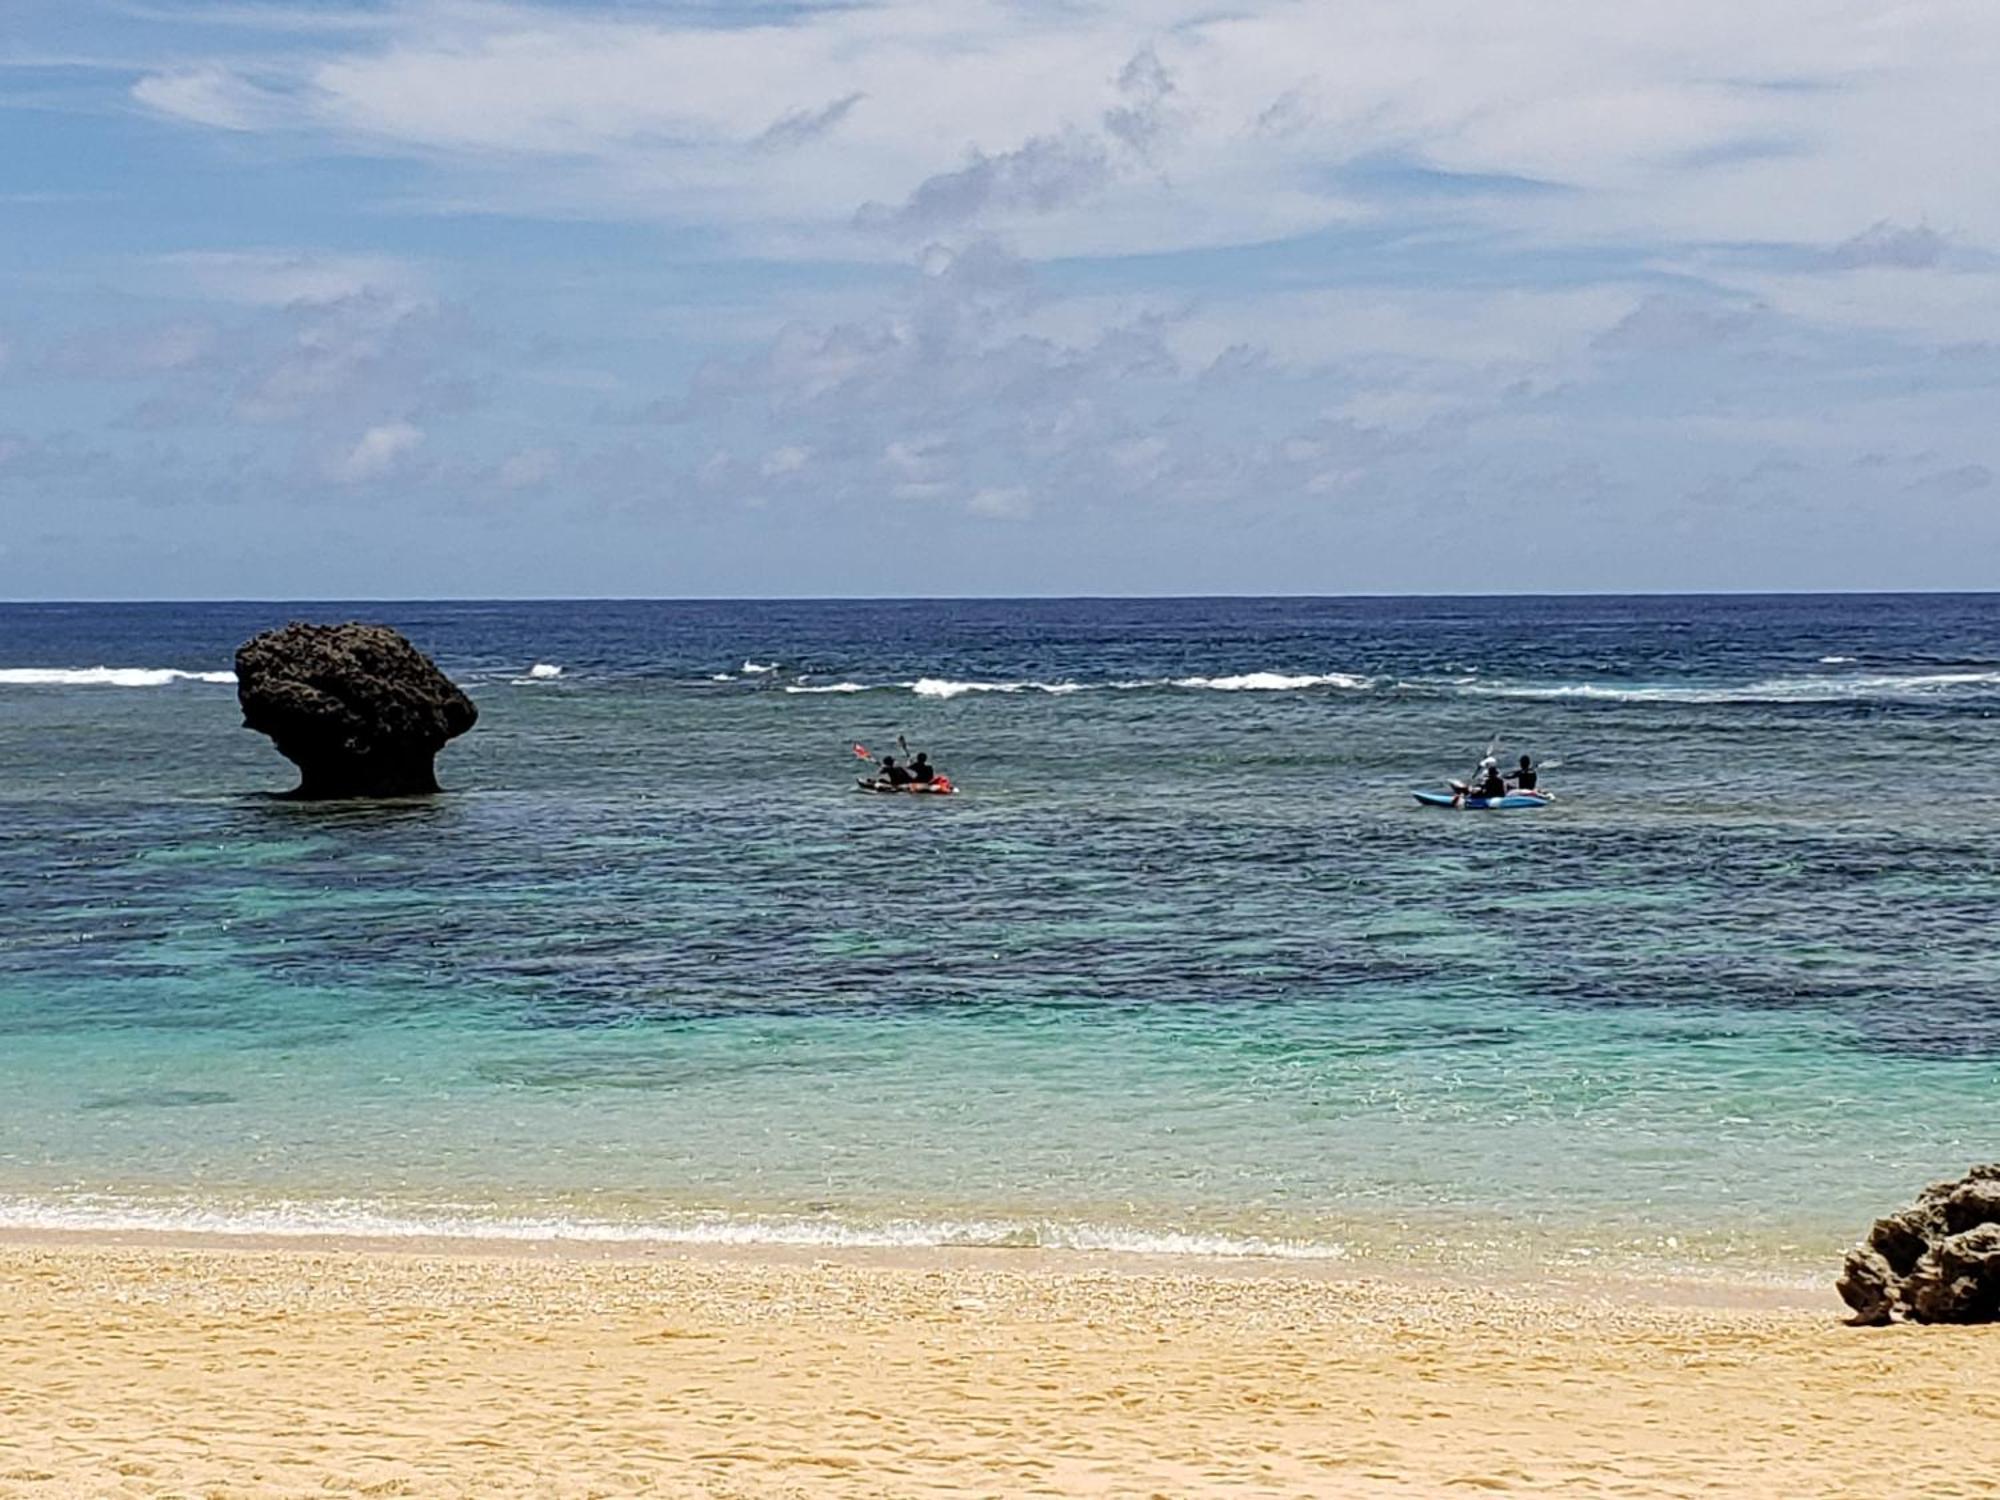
[1903,463,1992,500]
[760,443,810,478]
[331,420,423,483]
[967,485,1032,520]
[131,65,289,131]
[159,250,423,308]
[1679,262,2000,346]
[496,446,560,489]
[232,291,460,426]
[755,93,866,153]
[44,320,217,379]
[1828,221,1952,271]
[120,0,2000,266]
[855,132,1113,237]
[39,0,2000,586]
[1592,293,1776,354]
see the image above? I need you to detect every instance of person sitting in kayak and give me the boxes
[878,755,913,787]
[1507,754,1538,792]
[1474,762,1507,799]
[908,752,937,784]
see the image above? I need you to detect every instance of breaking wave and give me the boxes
[783,673,1374,699]
[1165,672,1372,692]
[912,678,1085,699]
[1456,671,2000,705]
[594,664,2000,706]
[0,666,235,688]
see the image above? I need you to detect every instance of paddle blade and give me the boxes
[852,743,873,760]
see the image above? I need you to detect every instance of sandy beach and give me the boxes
[3,1238,1994,1498]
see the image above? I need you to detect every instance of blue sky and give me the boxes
[3,0,1996,598]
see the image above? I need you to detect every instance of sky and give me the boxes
[2,0,1997,599]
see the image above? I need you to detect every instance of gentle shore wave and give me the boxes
[0,1195,1343,1261]
[0,1192,1838,1289]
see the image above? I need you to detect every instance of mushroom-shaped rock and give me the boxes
[236,622,477,798]
[1839,1165,2000,1325]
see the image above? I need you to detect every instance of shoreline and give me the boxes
[0,1188,1850,1290]
[7,1235,1990,1498]
[0,1222,1832,1311]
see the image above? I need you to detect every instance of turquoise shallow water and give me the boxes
[2,597,1997,1276]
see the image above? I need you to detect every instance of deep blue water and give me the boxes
[2,595,1996,1275]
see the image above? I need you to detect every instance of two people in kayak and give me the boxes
[875,751,939,787]
[1455,754,1538,802]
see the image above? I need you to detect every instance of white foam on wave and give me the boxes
[0,1194,1346,1261]
[0,666,236,688]
[1167,672,1372,692]
[789,673,1372,698]
[911,678,1084,699]
[1458,670,2000,705]
[1818,655,1857,664]
[526,662,563,679]
[912,674,1373,698]
[1842,670,2000,692]
[741,661,780,675]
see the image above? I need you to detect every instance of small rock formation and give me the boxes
[1838,1164,2000,1324]
[236,622,477,798]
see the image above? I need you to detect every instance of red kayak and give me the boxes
[856,776,955,795]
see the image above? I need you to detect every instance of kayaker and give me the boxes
[1475,762,1507,799]
[908,752,937,784]
[879,755,913,787]
[1508,754,1538,791]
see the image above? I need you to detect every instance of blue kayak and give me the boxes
[1413,789,1554,810]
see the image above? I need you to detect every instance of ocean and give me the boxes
[2,595,1996,1278]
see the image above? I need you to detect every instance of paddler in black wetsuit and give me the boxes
[1475,762,1507,800]
[1457,756,1501,795]
[878,755,913,788]
[1507,754,1537,791]
[907,752,937,784]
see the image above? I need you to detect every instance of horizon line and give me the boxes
[5,586,1999,607]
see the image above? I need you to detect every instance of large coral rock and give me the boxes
[1839,1165,2000,1324]
[236,622,477,798]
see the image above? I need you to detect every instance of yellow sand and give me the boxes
[2,1239,1995,1498]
